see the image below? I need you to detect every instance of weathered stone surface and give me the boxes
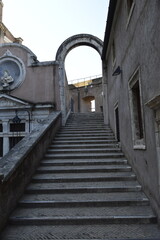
[1,113,159,239]
[0,111,61,231]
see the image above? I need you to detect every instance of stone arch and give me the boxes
[55,34,103,125]
[56,34,103,61]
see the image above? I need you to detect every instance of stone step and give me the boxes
[66,122,105,124]
[67,118,104,121]
[47,148,122,154]
[65,125,107,128]
[19,191,149,206]
[65,125,109,129]
[40,158,128,166]
[10,205,155,220]
[58,130,113,134]
[32,172,136,183]
[9,215,156,225]
[61,127,110,131]
[56,133,114,137]
[2,224,160,239]
[36,165,131,174]
[44,152,125,159]
[11,205,155,216]
[66,122,105,125]
[52,139,118,144]
[54,136,116,141]
[25,181,141,194]
[49,143,119,149]
[18,199,150,208]
[25,186,141,194]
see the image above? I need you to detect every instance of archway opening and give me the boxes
[65,46,102,83]
[91,99,95,112]
[65,46,102,114]
[82,96,95,113]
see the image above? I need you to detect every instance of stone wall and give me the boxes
[69,78,103,113]
[102,0,160,221]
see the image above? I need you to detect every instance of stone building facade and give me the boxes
[69,77,103,113]
[0,45,60,157]
[102,0,160,221]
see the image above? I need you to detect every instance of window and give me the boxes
[0,137,3,157]
[132,81,143,139]
[10,123,25,132]
[0,123,3,132]
[129,68,145,149]
[115,105,120,142]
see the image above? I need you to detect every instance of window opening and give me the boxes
[0,123,3,132]
[10,123,25,132]
[0,137,3,157]
[115,106,120,141]
[91,100,95,112]
[132,81,143,139]
[129,68,145,148]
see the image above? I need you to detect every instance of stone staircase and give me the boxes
[1,112,160,239]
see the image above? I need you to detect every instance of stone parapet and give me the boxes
[0,111,61,231]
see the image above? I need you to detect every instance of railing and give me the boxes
[68,74,102,86]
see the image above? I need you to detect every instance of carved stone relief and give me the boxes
[0,50,26,91]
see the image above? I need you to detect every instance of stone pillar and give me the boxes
[2,121,9,156]
[0,0,4,22]
[58,62,67,126]
[3,136,9,156]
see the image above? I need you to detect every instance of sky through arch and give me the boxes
[65,46,102,82]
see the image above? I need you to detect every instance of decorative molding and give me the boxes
[0,94,32,109]
[146,95,160,110]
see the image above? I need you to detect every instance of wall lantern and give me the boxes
[112,66,122,76]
